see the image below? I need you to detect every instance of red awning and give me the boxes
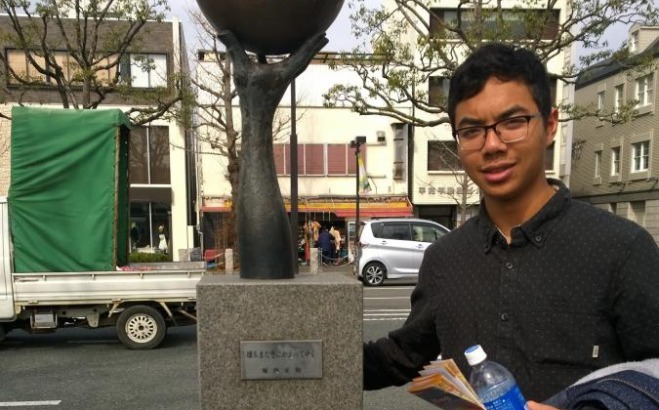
[333,207,413,218]
[201,206,231,212]
[200,197,413,218]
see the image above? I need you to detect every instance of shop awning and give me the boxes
[201,205,232,212]
[201,196,413,218]
[333,207,413,218]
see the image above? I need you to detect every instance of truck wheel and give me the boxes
[116,305,166,350]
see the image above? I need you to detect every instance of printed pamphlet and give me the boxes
[408,359,486,409]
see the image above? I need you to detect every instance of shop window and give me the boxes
[129,201,170,251]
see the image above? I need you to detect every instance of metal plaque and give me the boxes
[240,340,323,380]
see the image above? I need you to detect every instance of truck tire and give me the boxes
[116,305,166,350]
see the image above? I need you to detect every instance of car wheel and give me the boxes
[363,262,386,286]
[116,305,166,350]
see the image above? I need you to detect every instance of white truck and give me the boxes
[0,196,205,349]
[1,107,207,349]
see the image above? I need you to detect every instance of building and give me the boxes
[0,14,197,261]
[570,23,659,242]
[195,51,413,256]
[195,0,576,256]
[381,0,574,226]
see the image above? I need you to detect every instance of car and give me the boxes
[354,218,450,286]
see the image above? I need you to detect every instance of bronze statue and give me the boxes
[196,0,343,279]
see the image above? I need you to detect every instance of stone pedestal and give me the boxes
[197,272,363,410]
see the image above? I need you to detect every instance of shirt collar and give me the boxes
[479,178,571,252]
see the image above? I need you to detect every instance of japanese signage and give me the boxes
[240,340,323,380]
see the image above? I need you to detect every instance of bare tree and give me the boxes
[0,0,188,125]
[324,0,659,126]
[426,138,479,226]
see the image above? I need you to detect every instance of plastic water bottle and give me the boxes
[464,345,529,410]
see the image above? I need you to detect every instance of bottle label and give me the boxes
[482,386,529,410]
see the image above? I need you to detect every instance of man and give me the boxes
[363,43,659,406]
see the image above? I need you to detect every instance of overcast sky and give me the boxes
[168,0,633,56]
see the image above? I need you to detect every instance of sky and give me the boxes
[168,0,636,56]
[169,0,364,53]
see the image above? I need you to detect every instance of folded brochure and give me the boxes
[408,358,486,409]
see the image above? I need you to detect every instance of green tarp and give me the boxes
[8,107,130,272]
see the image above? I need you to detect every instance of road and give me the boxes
[0,283,436,410]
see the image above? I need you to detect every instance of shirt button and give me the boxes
[534,235,542,242]
[505,262,514,269]
[500,313,509,321]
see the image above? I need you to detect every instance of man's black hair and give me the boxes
[447,43,552,132]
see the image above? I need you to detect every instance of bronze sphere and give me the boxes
[196,0,344,55]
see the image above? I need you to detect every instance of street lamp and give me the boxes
[350,135,367,249]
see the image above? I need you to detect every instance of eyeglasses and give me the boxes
[453,113,542,151]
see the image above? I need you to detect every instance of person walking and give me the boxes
[317,226,333,266]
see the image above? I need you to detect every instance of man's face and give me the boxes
[455,77,557,203]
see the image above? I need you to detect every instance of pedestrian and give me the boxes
[317,226,333,266]
[329,226,341,264]
[362,43,659,407]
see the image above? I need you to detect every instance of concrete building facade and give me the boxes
[571,24,659,242]
[0,15,197,261]
[195,0,576,257]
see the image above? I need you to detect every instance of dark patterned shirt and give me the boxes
[364,180,659,401]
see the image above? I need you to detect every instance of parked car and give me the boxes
[354,218,450,286]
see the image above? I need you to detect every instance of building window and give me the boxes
[430,8,559,40]
[629,201,646,226]
[597,91,605,112]
[545,141,555,171]
[428,76,449,107]
[631,141,649,172]
[274,143,361,176]
[123,53,168,88]
[635,74,653,108]
[614,84,624,113]
[6,49,117,86]
[303,144,325,175]
[327,144,348,175]
[428,140,460,171]
[611,146,621,176]
[130,126,171,185]
[393,123,407,180]
[630,31,639,53]
[130,201,170,250]
[594,151,601,178]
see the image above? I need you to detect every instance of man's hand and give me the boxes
[527,400,560,410]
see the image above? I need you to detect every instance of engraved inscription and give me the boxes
[240,340,323,380]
